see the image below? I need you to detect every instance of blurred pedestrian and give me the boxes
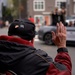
[51,7,66,26]
[68,21,74,27]
[73,21,75,26]
[51,8,59,25]
[0,18,3,28]
[28,16,34,23]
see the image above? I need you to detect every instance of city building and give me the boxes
[1,0,75,25]
[0,0,7,18]
[27,0,54,25]
[24,0,75,25]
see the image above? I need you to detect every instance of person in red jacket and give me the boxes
[0,19,72,75]
[28,16,34,23]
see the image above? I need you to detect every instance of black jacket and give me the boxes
[0,35,72,75]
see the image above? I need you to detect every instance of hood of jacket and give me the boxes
[0,35,35,69]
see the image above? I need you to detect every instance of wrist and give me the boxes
[57,48,68,53]
[58,45,66,48]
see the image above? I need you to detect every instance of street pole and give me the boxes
[19,0,21,19]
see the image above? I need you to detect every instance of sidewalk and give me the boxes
[35,25,39,32]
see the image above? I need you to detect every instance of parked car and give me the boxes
[38,25,75,45]
[66,16,75,24]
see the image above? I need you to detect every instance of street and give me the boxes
[0,27,75,75]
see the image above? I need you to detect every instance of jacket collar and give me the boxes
[0,35,34,47]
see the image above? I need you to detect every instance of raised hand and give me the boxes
[51,22,66,48]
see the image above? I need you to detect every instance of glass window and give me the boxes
[35,2,37,9]
[57,2,60,9]
[33,0,45,11]
[34,15,44,25]
[41,2,43,9]
[60,2,66,9]
[55,0,66,9]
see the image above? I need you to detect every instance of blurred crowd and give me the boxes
[66,21,75,27]
[51,7,75,27]
[0,7,75,28]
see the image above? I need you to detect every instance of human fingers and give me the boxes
[59,22,66,34]
[64,26,66,34]
[56,23,60,34]
[56,22,63,35]
[59,22,64,33]
[51,31,56,40]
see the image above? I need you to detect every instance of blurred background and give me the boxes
[0,0,75,75]
[0,0,75,27]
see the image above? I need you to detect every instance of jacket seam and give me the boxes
[35,53,50,64]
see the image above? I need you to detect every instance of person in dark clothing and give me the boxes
[51,8,66,26]
[51,12,58,25]
[0,19,72,75]
[51,8,59,25]
[73,21,75,26]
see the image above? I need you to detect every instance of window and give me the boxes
[55,0,66,9]
[57,2,60,9]
[34,15,44,25]
[33,0,45,11]
[60,2,66,9]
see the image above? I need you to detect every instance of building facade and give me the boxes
[21,0,75,25]
[27,0,55,25]
[0,0,7,18]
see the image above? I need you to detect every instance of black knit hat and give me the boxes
[8,19,35,40]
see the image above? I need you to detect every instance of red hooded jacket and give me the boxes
[0,35,72,75]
